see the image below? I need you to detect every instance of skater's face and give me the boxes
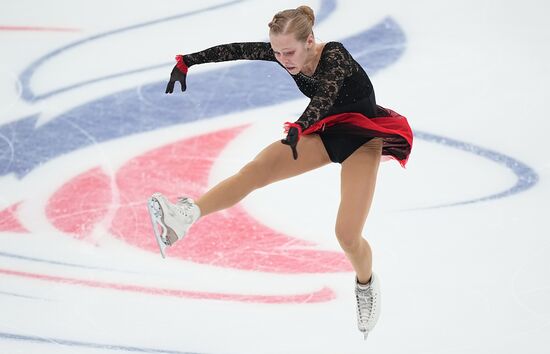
[270,33,314,75]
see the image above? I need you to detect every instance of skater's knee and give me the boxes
[335,225,362,253]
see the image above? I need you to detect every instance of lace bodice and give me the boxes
[183,41,377,130]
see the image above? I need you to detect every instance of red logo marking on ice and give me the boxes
[0,268,336,304]
[46,168,112,239]
[0,203,28,233]
[46,125,352,273]
[0,26,81,32]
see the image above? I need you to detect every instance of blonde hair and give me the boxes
[268,6,315,42]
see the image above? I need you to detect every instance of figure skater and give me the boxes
[147,5,413,339]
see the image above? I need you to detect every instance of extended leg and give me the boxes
[148,134,331,257]
[195,134,331,216]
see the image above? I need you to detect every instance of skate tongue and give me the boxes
[177,197,201,222]
[177,197,194,205]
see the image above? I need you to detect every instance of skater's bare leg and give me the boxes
[335,138,382,284]
[195,135,330,217]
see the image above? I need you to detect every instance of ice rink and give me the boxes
[1,0,549,353]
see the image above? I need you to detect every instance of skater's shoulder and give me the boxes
[319,41,355,68]
[320,41,353,59]
[323,41,347,52]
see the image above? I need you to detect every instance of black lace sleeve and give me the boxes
[183,42,276,67]
[296,43,354,130]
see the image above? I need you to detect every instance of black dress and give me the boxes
[182,41,413,165]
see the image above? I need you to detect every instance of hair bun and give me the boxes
[268,6,315,41]
[296,5,315,26]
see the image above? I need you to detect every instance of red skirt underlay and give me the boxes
[302,106,413,168]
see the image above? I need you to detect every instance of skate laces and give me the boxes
[356,285,375,325]
[175,197,195,219]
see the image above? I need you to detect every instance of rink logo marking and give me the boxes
[0,251,128,272]
[17,0,246,102]
[0,331,204,354]
[16,0,330,102]
[413,131,539,208]
[0,203,28,233]
[0,26,81,32]
[0,290,48,301]
[44,126,352,273]
[0,268,336,304]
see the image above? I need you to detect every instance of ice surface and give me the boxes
[1,0,549,353]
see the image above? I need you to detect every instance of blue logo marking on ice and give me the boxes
[0,332,204,354]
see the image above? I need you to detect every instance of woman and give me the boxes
[148,6,413,339]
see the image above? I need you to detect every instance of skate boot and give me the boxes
[147,192,201,258]
[355,273,381,340]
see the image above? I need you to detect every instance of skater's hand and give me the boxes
[165,55,188,94]
[281,123,303,160]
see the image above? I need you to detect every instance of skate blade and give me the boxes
[147,197,168,258]
[363,331,369,340]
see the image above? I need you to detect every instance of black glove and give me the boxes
[281,125,302,160]
[165,55,188,94]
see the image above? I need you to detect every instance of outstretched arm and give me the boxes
[165,42,277,93]
[183,42,276,66]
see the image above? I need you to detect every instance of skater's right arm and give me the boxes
[183,42,276,66]
[165,42,276,93]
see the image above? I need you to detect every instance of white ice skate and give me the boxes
[147,192,201,258]
[355,273,381,340]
